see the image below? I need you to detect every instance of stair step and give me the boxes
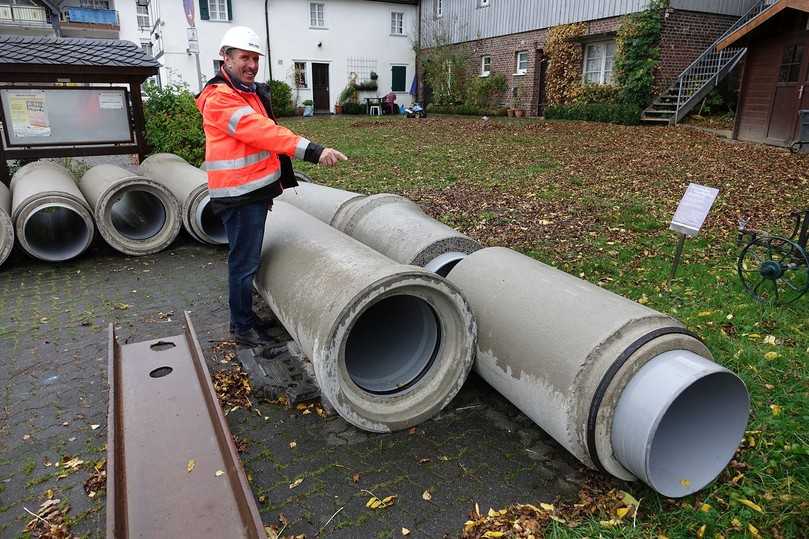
[641,115,673,124]
[651,101,678,109]
[643,109,675,117]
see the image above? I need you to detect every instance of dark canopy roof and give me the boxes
[717,0,809,50]
[0,36,159,79]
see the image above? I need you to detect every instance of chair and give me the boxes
[368,105,381,116]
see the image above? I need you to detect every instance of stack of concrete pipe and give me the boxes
[0,182,14,268]
[262,181,750,498]
[140,153,227,245]
[78,164,181,256]
[10,161,95,262]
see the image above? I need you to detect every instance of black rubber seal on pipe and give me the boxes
[586,326,703,473]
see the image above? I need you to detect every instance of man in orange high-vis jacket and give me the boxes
[197,26,346,347]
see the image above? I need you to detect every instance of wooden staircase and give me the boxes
[641,0,777,125]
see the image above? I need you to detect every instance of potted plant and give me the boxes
[302,99,314,117]
[334,102,343,114]
[511,87,525,117]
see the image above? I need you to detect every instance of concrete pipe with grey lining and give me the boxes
[446,247,750,497]
[280,183,481,276]
[0,182,14,268]
[78,164,181,256]
[10,161,94,262]
[255,201,477,432]
[139,153,227,245]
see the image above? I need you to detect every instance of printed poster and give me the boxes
[98,91,124,110]
[670,183,719,237]
[8,90,51,137]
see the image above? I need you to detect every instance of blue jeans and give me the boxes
[219,201,268,333]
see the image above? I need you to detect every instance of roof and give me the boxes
[717,0,809,50]
[0,36,159,75]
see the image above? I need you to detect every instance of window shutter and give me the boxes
[199,0,209,20]
[226,0,233,20]
[392,66,406,92]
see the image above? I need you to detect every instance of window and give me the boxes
[392,65,406,92]
[80,0,109,8]
[436,0,443,18]
[583,41,616,84]
[779,44,804,82]
[141,41,153,57]
[137,5,150,28]
[310,2,325,27]
[481,55,491,76]
[391,11,404,35]
[208,0,229,22]
[294,62,308,88]
[515,51,528,75]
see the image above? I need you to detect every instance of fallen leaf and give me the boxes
[351,473,360,484]
[215,470,225,477]
[186,459,195,473]
[638,294,649,304]
[289,441,297,449]
[540,502,554,511]
[697,310,714,317]
[616,507,630,518]
[422,489,432,501]
[764,351,780,361]
[23,434,30,441]
[770,404,782,416]
[408,427,417,434]
[113,303,129,310]
[680,479,691,487]
[600,519,621,527]
[748,523,761,537]
[289,477,303,489]
[738,498,763,513]
[90,424,100,430]
[619,490,639,507]
[401,528,410,536]
[697,524,706,538]
[418,458,431,464]
[700,503,712,512]
[482,532,505,538]
[730,518,742,528]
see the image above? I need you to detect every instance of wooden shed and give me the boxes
[718,0,809,148]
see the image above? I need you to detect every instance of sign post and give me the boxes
[668,183,719,284]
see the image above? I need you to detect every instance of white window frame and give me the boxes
[515,51,528,75]
[309,2,326,28]
[436,0,443,18]
[480,55,491,77]
[390,11,404,36]
[582,40,616,85]
[294,61,308,89]
[136,4,150,28]
[208,0,228,22]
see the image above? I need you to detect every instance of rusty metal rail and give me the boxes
[106,312,266,538]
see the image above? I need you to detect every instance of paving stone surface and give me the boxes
[0,234,592,538]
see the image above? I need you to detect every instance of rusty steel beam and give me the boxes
[106,312,266,538]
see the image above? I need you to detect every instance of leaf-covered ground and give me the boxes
[285,115,809,538]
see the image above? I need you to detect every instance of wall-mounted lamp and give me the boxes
[317,42,322,48]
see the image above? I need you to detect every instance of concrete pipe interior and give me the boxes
[424,252,468,277]
[612,350,749,497]
[24,204,92,261]
[196,196,227,244]
[344,295,441,394]
[110,189,167,241]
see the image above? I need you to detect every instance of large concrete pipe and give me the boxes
[0,182,13,267]
[446,247,750,497]
[280,183,481,276]
[78,164,181,256]
[140,153,227,245]
[10,161,94,262]
[276,181,365,224]
[254,201,477,432]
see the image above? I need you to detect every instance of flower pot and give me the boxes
[515,109,526,118]
[507,108,514,118]
[296,107,304,116]
[303,105,314,117]
[335,104,343,114]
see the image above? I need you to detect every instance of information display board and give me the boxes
[0,87,133,146]
[670,183,719,237]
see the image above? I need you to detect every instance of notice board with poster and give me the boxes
[0,87,133,147]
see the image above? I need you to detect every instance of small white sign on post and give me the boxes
[670,183,720,237]
[187,27,199,54]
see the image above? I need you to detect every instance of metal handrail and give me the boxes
[672,0,778,122]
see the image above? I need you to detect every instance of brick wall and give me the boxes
[419,9,741,116]
[655,8,739,93]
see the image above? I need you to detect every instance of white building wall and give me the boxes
[121,0,417,110]
[268,0,417,111]
[116,0,142,45]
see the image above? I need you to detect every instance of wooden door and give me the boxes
[312,63,330,113]
[767,42,807,144]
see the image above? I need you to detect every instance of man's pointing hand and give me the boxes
[319,148,348,166]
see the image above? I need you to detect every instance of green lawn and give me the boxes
[284,115,808,538]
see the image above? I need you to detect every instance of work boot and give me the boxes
[231,327,266,348]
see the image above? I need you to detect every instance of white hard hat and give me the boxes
[219,26,264,56]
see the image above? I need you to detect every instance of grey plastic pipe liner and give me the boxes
[446,247,749,497]
[78,164,181,256]
[140,153,227,245]
[254,201,477,432]
[0,182,13,267]
[280,183,481,276]
[10,161,94,262]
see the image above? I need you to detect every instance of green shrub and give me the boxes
[355,80,378,92]
[341,102,365,114]
[466,73,508,110]
[143,83,205,166]
[545,103,641,125]
[572,83,621,105]
[614,0,665,107]
[268,79,294,116]
[339,83,359,105]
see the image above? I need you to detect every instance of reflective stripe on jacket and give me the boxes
[196,73,311,200]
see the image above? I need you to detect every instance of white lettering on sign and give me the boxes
[98,91,124,110]
[670,183,719,237]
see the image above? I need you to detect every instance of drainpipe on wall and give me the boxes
[265,0,273,81]
[37,0,62,37]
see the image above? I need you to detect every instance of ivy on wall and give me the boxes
[545,22,587,106]
[613,0,666,107]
